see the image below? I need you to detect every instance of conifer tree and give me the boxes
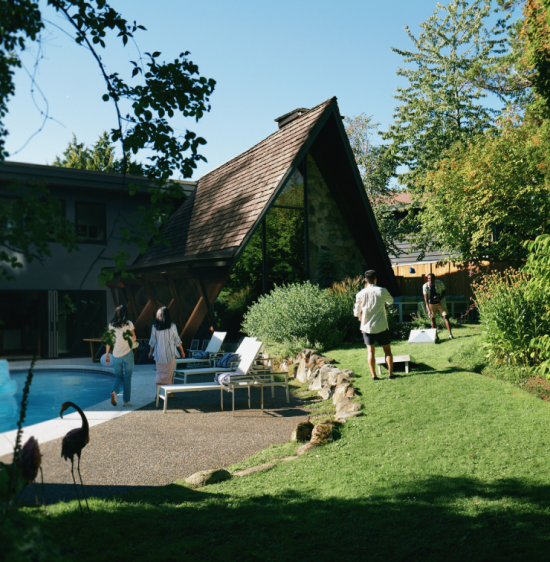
[383,0,509,194]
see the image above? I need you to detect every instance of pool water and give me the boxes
[0,370,113,433]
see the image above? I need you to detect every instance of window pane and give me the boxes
[75,202,106,243]
[265,207,305,272]
[273,169,304,208]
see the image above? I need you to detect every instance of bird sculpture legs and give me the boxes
[76,454,90,513]
[70,457,84,515]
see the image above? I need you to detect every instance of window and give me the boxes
[75,202,106,243]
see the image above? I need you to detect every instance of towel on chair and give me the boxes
[214,372,248,386]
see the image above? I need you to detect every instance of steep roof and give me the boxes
[134,98,335,268]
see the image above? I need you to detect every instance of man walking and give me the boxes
[422,273,453,340]
[354,269,395,380]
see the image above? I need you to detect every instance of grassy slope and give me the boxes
[29,326,550,561]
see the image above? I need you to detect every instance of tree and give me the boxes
[53,132,143,174]
[0,0,215,283]
[383,0,509,193]
[344,114,405,257]
[419,113,550,262]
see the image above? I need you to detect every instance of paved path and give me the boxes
[1,362,307,505]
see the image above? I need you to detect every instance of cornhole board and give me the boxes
[375,355,414,376]
[408,329,437,344]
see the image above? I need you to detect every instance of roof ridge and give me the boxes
[196,97,336,183]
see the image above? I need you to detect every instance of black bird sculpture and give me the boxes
[60,401,90,514]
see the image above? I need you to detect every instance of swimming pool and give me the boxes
[0,369,113,433]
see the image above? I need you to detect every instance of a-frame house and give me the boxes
[106,97,399,346]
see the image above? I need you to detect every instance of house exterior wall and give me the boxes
[306,154,366,282]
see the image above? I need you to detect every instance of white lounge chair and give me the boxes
[174,332,227,369]
[158,339,265,412]
[173,336,253,384]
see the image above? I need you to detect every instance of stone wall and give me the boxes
[306,154,366,283]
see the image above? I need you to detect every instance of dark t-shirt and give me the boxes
[429,285,440,304]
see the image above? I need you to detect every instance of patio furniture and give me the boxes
[173,337,256,384]
[187,339,200,356]
[201,339,210,351]
[375,354,415,375]
[174,332,227,369]
[156,341,290,415]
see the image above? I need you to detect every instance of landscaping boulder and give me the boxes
[337,371,354,385]
[234,463,275,477]
[327,371,341,386]
[291,420,314,442]
[337,410,363,420]
[318,386,333,400]
[295,349,319,364]
[310,423,333,445]
[296,442,317,456]
[345,387,357,399]
[333,383,351,404]
[335,400,362,417]
[308,374,324,391]
[296,358,309,383]
[320,364,340,376]
[185,469,231,488]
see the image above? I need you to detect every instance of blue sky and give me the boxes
[5,0,519,179]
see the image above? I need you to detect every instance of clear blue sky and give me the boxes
[5,0,518,179]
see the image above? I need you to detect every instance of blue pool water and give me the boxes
[0,370,113,433]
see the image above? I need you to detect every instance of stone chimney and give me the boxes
[274,108,309,129]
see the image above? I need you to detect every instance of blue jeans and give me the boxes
[111,351,134,402]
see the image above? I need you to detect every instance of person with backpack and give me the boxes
[354,269,395,380]
[148,307,185,396]
[105,304,137,406]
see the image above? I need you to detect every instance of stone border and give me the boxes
[185,349,363,487]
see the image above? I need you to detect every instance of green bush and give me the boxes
[242,281,345,353]
[472,268,550,369]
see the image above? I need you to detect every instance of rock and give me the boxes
[320,364,340,376]
[296,442,317,456]
[333,383,351,404]
[321,357,335,364]
[335,400,362,416]
[185,469,231,487]
[318,386,333,400]
[310,423,333,445]
[345,387,357,399]
[326,371,341,386]
[234,462,275,477]
[295,349,319,363]
[308,374,324,391]
[296,358,309,383]
[336,410,363,420]
[337,372,353,385]
[308,354,322,367]
[291,420,314,442]
[279,456,300,462]
[339,369,355,378]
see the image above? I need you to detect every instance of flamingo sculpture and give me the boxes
[59,401,90,514]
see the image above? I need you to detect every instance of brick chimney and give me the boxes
[274,107,309,129]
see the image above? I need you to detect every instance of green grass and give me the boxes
[14,325,550,561]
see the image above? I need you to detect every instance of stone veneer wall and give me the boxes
[306,154,366,282]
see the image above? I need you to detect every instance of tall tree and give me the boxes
[0,0,215,283]
[53,132,143,174]
[383,0,509,194]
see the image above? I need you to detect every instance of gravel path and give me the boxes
[1,385,307,505]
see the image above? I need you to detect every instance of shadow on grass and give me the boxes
[33,474,550,561]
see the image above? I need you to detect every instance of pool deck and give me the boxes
[0,358,308,504]
[0,358,160,457]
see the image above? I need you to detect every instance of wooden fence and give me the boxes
[392,260,519,303]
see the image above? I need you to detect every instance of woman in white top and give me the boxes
[148,307,185,396]
[105,305,137,406]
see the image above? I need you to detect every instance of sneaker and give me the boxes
[449,334,454,340]
[111,392,117,406]
[123,401,132,407]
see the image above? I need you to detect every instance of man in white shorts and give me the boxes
[422,273,453,340]
[354,269,395,380]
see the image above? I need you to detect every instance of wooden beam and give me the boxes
[180,297,209,350]
[165,273,193,338]
[134,299,157,339]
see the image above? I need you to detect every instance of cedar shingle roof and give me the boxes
[135,97,335,266]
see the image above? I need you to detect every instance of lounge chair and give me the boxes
[187,339,200,356]
[201,339,210,351]
[157,339,269,413]
[174,332,227,369]
[173,336,253,384]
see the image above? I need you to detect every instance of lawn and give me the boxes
[16,326,550,561]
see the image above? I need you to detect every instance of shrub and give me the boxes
[472,268,550,368]
[242,281,344,353]
[328,276,364,342]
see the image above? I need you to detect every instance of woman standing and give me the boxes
[105,304,137,407]
[148,307,185,395]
